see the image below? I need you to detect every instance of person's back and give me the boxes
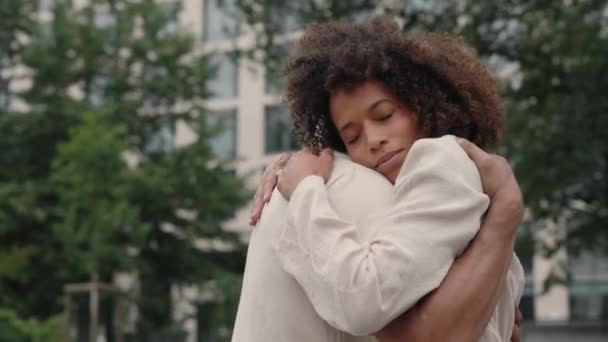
[232,154,389,342]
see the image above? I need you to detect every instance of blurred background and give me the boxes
[0,0,606,341]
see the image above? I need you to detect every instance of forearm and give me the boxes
[376,214,516,342]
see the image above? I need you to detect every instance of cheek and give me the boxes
[393,115,419,142]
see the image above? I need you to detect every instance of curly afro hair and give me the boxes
[282,16,504,152]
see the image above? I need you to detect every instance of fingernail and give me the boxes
[456,137,465,144]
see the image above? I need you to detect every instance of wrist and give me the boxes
[483,193,523,240]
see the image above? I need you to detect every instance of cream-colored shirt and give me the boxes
[233,135,524,342]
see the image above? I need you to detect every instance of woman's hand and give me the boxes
[511,307,523,342]
[249,152,292,226]
[277,148,334,200]
[248,148,334,226]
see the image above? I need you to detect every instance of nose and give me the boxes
[367,130,388,153]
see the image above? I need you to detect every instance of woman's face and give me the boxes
[329,80,421,183]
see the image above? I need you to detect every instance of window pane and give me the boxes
[265,105,297,153]
[203,0,240,42]
[144,115,174,155]
[269,4,304,34]
[569,251,608,321]
[205,109,237,160]
[160,1,179,35]
[569,287,608,321]
[520,279,535,321]
[206,53,238,99]
[38,0,53,12]
[0,90,8,112]
[265,43,293,95]
[94,9,115,29]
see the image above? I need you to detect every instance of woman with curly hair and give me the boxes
[238,17,524,342]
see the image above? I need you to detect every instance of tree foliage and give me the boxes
[0,0,249,338]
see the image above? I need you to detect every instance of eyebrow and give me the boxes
[338,98,391,133]
[368,98,390,112]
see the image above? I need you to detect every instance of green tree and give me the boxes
[0,0,36,112]
[0,0,249,339]
[0,309,62,342]
[50,111,146,280]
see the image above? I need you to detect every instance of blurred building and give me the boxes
[28,1,608,341]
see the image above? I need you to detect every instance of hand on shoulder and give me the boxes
[277,148,334,200]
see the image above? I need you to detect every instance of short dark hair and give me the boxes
[282,16,504,152]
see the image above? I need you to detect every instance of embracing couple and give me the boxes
[233,16,525,342]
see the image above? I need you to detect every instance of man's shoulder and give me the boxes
[401,135,473,174]
[326,152,393,223]
[397,135,482,191]
[328,152,387,189]
[409,135,462,159]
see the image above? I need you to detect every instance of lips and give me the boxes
[375,149,404,170]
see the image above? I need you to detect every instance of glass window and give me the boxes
[144,115,174,155]
[569,283,608,321]
[265,105,298,154]
[268,4,304,34]
[38,0,53,12]
[206,52,238,99]
[519,278,535,321]
[569,251,608,321]
[265,43,293,95]
[94,9,115,29]
[0,90,8,112]
[159,1,179,36]
[352,7,374,24]
[204,109,237,160]
[203,0,240,42]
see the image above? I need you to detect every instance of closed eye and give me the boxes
[379,113,393,121]
[346,133,360,145]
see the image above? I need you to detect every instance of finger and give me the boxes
[271,153,291,172]
[250,186,262,216]
[302,146,318,155]
[510,323,520,342]
[249,172,269,225]
[262,173,279,202]
[260,155,290,201]
[456,137,488,163]
[250,153,290,226]
[319,148,334,161]
[267,154,287,175]
[515,308,523,323]
[276,172,285,198]
[279,152,293,164]
[249,193,264,226]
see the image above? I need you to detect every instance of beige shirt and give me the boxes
[233,135,524,342]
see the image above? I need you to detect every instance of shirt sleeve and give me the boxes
[275,136,490,336]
